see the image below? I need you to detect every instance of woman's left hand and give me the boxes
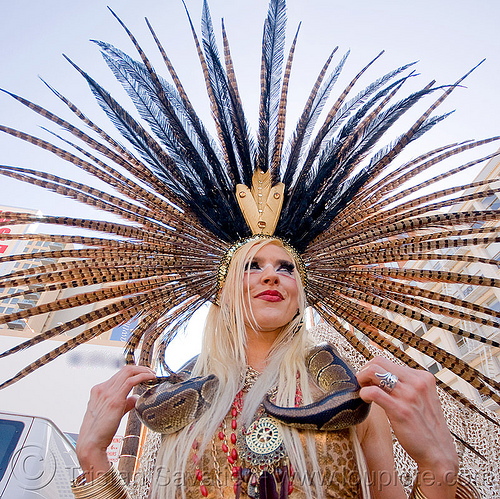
[357,357,458,497]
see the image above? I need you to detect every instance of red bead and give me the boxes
[231,448,238,460]
[232,466,240,477]
[192,454,199,465]
[227,455,235,464]
[288,483,294,494]
[232,407,238,417]
[200,484,208,497]
[218,431,225,441]
[196,469,203,481]
[192,440,199,450]
[231,419,237,430]
[234,482,238,493]
[289,464,294,476]
[222,443,229,453]
[231,433,237,444]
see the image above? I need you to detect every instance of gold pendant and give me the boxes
[237,416,286,470]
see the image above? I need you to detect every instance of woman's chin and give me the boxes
[245,317,291,336]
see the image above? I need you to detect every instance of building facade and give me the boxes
[378,154,500,414]
[0,205,129,445]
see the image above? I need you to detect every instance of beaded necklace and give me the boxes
[193,366,301,498]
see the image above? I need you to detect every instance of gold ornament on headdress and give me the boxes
[236,169,285,235]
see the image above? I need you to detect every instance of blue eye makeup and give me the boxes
[244,259,296,278]
[276,262,295,276]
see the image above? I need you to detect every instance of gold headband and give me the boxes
[216,234,307,296]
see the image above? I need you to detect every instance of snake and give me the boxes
[135,343,370,434]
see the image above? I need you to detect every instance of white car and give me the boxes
[0,411,81,498]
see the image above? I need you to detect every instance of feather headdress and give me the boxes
[0,0,499,467]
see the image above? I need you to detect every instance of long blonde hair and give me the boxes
[152,238,322,498]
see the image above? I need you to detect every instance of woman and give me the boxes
[0,0,495,497]
[73,237,460,499]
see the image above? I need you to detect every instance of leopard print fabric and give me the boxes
[130,422,362,498]
[177,424,361,498]
[292,428,362,499]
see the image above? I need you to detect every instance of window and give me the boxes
[483,195,500,211]
[486,297,500,313]
[414,326,427,338]
[455,337,470,355]
[0,419,25,481]
[479,392,489,403]
[427,362,442,375]
[385,262,399,268]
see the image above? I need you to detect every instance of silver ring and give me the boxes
[375,371,398,393]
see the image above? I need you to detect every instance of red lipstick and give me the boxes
[256,290,284,302]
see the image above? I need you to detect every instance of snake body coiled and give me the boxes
[263,344,370,430]
[136,374,219,434]
[136,344,369,433]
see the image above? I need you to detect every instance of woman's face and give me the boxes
[242,243,300,334]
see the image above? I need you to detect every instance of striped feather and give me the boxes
[0,0,498,433]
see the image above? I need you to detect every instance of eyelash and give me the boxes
[244,262,260,271]
[244,262,295,275]
[278,263,295,274]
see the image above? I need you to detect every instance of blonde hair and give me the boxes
[152,238,323,499]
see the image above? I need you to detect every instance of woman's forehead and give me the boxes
[250,244,293,262]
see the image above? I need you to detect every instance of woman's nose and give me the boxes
[261,266,280,283]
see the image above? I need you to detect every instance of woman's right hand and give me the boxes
[76,365,156,478]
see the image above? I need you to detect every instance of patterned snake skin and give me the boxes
[136,344,369,433]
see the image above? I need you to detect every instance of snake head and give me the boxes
[141,373,187,386]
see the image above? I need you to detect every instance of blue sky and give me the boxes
[0,0,499,218]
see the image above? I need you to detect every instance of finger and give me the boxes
[124,395,139,413]
[88,370,156,412]
[112,365,156,383]
[357,357,415,387]
[107,366,156,397]
[359,384,400,414]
